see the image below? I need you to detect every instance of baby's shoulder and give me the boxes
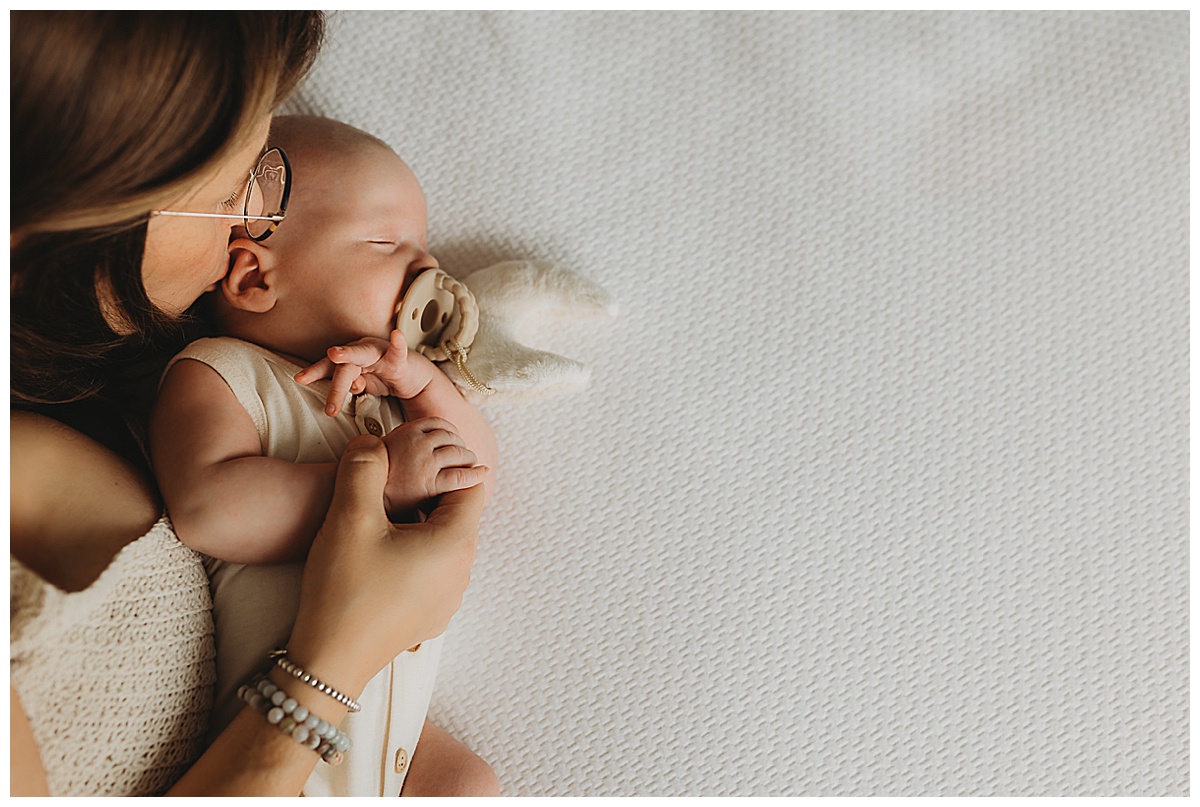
[161,337,311,445]
[165,336,293,396]
[170,335,278,369]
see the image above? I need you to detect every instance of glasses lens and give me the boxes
[245,148,290,240]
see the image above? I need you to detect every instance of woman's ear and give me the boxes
[222,238,278,314]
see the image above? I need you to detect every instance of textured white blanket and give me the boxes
[284,11,1187,796]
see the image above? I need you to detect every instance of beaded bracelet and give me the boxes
[238,677,352,765]
[269,648,362,713]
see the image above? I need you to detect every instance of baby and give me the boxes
[150,116,499,797]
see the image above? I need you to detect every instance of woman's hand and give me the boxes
[295,329,434,416]
[285,434,484,697]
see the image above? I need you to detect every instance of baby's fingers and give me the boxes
[387,328,409,357]
[295,357,337,386]
[433,444,478,469]
[434,464,491,495]
[327,337,390,367]
[325,362,364,416]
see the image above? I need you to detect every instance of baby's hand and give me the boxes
[295,329,435,416]
[381,417,489,522]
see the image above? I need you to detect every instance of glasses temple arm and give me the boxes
[149,210,286,222]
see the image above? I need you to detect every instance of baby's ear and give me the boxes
[222,238,277,314]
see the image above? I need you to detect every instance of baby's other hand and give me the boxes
[381,417,489,522]
[295,330,434,416]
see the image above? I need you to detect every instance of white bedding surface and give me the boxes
[285,11,1188,796]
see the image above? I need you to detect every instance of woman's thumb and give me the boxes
[326,434,390,533]
[422,483,486,536]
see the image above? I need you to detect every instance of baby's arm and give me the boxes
[151,359,338,564]
[395,353,499,492]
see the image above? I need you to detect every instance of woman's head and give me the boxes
[11,11,324,403]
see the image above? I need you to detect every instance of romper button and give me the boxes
[395,747,409,774]
[364,417,384,436]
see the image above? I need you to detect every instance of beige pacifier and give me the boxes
[396,268,493,395]
[396,268,478,359]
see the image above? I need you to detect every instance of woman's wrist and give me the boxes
[269,649,362,712]
[264,663,351,730]
[275,640,373,706]
[240,676,351,764]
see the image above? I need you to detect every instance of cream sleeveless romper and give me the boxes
[167,336,443,797]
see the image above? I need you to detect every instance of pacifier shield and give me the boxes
[395,268,479,361]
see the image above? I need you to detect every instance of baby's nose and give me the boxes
[410,249,438,273]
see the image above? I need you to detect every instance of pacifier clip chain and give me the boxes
[443,337,495,396]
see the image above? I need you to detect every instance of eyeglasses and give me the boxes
[151,147,292,241]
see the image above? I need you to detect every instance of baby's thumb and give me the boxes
[326,435,391,535]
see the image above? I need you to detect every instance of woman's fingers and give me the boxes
[420,482,486,535]
[324,435,391,535]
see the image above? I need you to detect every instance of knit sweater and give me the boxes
[10,517,215,796]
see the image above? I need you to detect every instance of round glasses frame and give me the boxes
[150,147,292,242]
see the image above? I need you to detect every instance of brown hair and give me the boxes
[11,11,325,404]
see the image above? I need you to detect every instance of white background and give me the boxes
[287,11,1187,795]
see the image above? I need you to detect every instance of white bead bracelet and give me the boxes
[238,677,351,765]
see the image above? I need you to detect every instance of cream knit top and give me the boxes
[10,516,216,796]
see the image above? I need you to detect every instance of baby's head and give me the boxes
[213,115,438,362]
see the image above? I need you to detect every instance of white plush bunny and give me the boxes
[436,261,617,404]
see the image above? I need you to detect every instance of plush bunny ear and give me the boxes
[442,261,617,404]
